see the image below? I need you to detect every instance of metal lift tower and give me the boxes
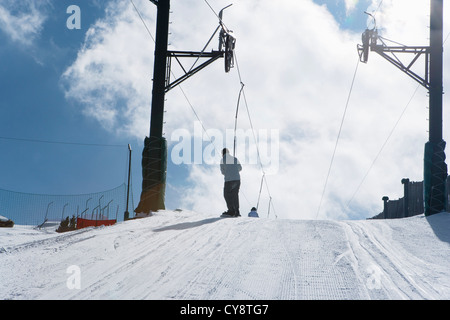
[358,0,447,216]
[135,0,235,214]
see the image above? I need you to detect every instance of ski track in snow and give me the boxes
[1,210,449,300]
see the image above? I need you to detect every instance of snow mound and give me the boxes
[1,210,449,300]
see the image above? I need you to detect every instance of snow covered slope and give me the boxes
[1,210,449,300]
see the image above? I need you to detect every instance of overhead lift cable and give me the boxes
[130,0,222,155]
[234,53,278,218]
[346,84,421,208]
[134,0,277,217]
[204,0,278,217]
[347,19,450,211]
[0,136,127,148]
[130,0,155,42]
[316,59,360,219]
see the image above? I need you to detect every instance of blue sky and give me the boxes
[0,1,132,194]
[315,0,371,29]
[1,0,447,220]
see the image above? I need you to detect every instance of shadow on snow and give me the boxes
[153,217,223,232]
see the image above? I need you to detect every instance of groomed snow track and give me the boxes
[1,210,449,300]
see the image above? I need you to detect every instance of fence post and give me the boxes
[125,144,132,221]
[382,196,389,219]
[401,178,410,217]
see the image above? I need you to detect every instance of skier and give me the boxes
[220,148,242,217]
[248,207,259,218]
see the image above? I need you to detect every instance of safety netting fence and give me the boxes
[0,184,127,226]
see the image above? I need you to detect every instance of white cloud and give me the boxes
[61,0,156,137]
[373,0,429,45]
[0,0,48,46]
[62,0,450,220]
[345,0,359,15]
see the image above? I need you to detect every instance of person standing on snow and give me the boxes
[220,148,242,217]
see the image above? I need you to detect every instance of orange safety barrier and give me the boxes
[76,218,116,229]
